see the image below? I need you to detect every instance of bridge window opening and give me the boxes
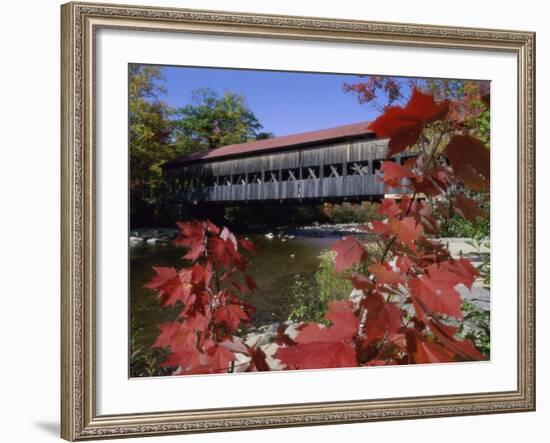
[282,168,300,181]
[221,175,231,186]
[347,161,369,176]
[265,170,279,183]
[233,173,246,185]
[305,166,319,179]
[323,163,343,178]
[372,159,388,177]
[246,172,261,184]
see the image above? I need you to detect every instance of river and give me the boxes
[130,233,343,351]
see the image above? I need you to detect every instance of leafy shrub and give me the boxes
[288,244,382,323]
[288,251,353,323]
[224,204,327,229]
[323,202,383,224]
[438,213,489,238]
[460,301,490,358]
[129,336,172,377]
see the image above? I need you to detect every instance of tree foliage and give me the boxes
[173,87,273,155]
[129,65,175,209]
[144,221,269,374]
[344,76,490,146]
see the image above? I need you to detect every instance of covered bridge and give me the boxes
[162,121,411,205]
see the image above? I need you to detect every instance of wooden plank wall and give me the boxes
[173,137,409,202]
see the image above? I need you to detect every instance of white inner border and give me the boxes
[96,29,517,415]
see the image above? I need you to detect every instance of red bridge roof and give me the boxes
[163,120,374,168]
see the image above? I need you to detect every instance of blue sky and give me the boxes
[153,66,413,137]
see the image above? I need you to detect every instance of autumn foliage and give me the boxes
[144,221,268,374]
[145,86,489,375]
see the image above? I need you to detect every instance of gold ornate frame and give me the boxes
[60,1,536,440]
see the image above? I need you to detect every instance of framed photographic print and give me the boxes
[61,1,536,440]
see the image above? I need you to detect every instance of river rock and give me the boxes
[284,322,301,339]
[349,289,364,306]
[260,343,283,370]
[233,351,251,373]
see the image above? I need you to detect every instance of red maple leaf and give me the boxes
[369,88,449,155]
[209,234,248,271]
[246,346,271,372]
[162,347,203,371]
[238,237,256,253]
[452,193,486,223]
[174,343,238,375]
[331,236,365,272]
[204,220,220,235]
[438,258,479,290]
[244,274,258,291]
[446,135,490,191]
[203,344,237,373]
[181,312,209,332]
[214,304,250,331]
[144,267,193,307]
[152,322,181,348]
[275,301,359,369]
[389,217,423,249]
[378,198,402,218]
[349,272,374,291]
[411,166,451,197]
[174,221,206,261]
[368,221,391,239]
[143,266,178,291]
[297,301,359,344]
[424,317,484,361]
[396,256,414,273]
[190,262,213,286]
[368,262,405,286]
[379,161,416,188]
[364,292,403,342]
[176,221,205,239]
[152,321,196,351]
[406,200,439,235]
[275,341,357,370]
[409,273,464,320]
[405,329,455,364]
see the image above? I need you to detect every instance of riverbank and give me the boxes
[129,224,489,252]
[129,222,373,244]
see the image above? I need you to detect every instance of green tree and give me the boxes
[173,87,272,155]
[129,64,175,215]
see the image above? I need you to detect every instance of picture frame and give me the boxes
[60,1,536,440]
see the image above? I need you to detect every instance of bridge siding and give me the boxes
[199,139,389,178]
[178,176,404,203]
[170,137,409,203]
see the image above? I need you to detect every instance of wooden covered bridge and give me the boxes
[162,121,411,205]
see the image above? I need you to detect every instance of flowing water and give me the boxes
[129,234,342,351]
